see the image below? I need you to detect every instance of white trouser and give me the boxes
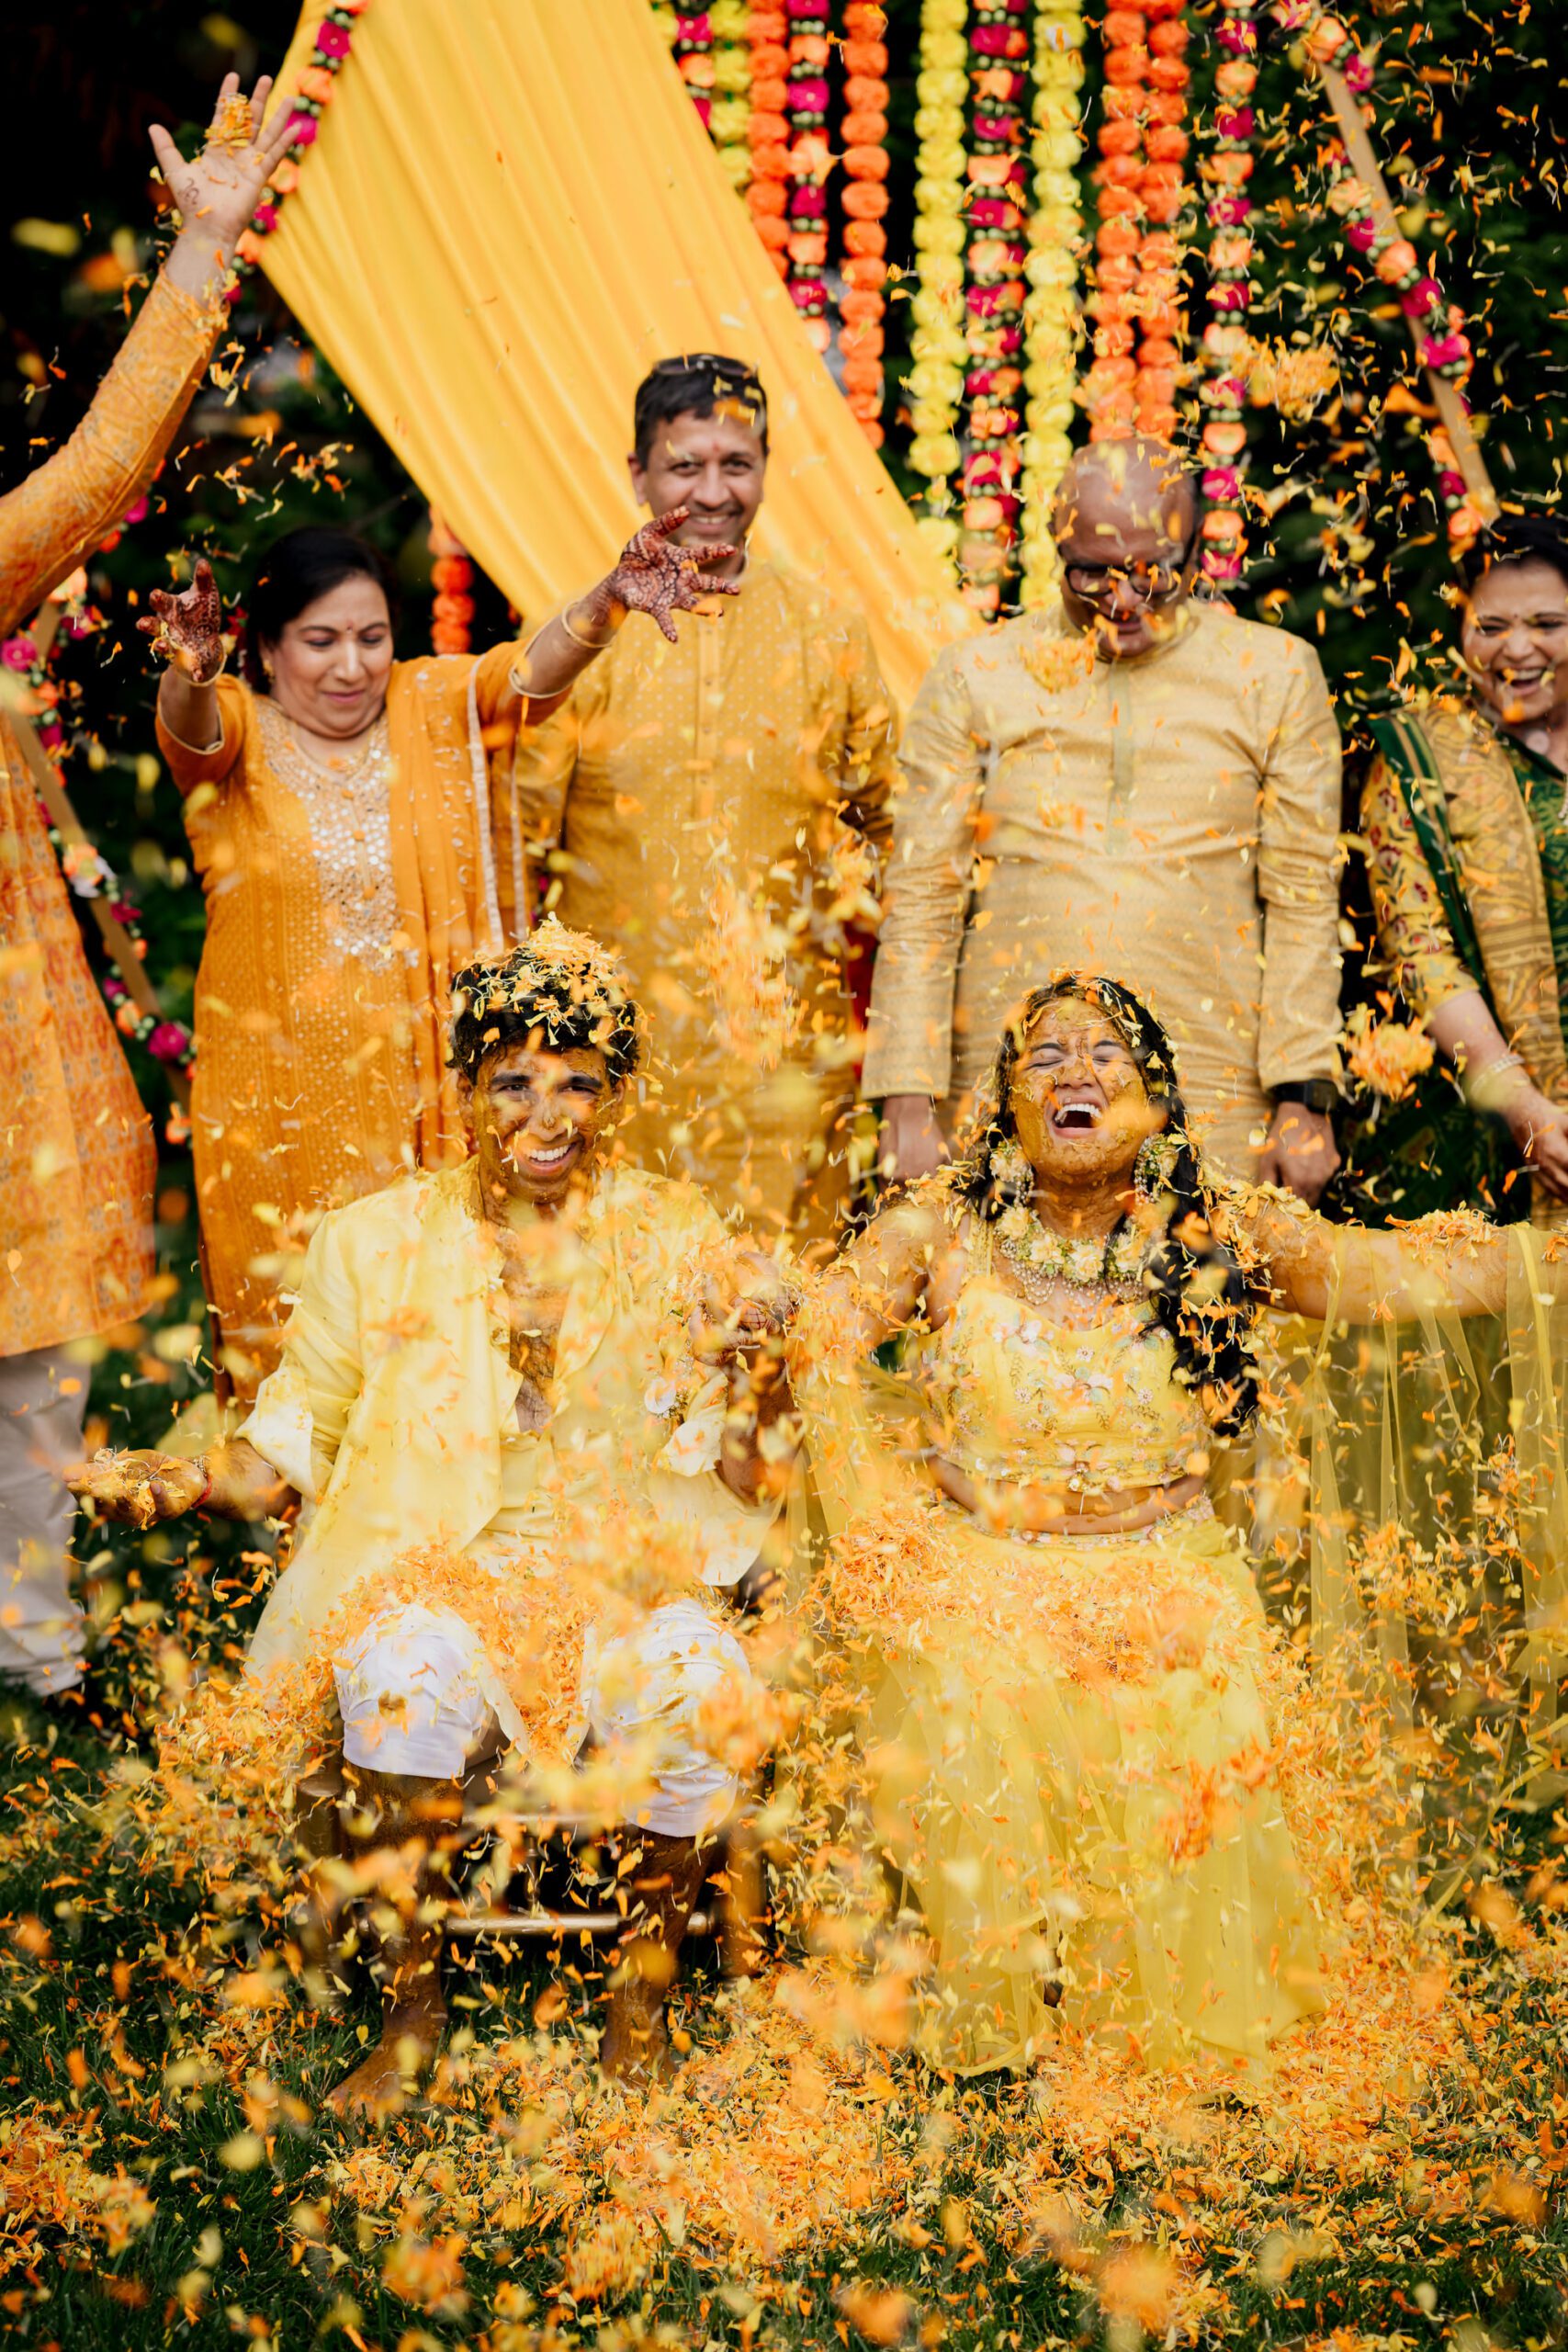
[333,1594,751,1838]
[0,1345,88,1694]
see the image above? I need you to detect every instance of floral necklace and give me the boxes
[995,1199,1146,1301]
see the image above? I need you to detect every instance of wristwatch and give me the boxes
[1270,1079,1339,1117]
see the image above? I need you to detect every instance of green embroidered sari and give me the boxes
[1337,713,1568,1225]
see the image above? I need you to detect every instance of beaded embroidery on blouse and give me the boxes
[255,697,399,966]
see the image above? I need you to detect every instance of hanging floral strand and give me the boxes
[1195,0,1258,583]
[233,3,371,285]
[840,5,892,447]
[957,0,1031,616]
[1086,0,1190,442]
[908,0,970,575]
[709,0,755,190]
[668,6,719,131]
[1134,0,1190,441]
[428,512,473,658]
[746,9,793,276]
[783,0,835,356]
[1018,0,1087,607]
[1275,1,1485,548]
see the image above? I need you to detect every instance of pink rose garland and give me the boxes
[1277,0,1485,548]
[1196,0,1258,582]
[232,5,372,288]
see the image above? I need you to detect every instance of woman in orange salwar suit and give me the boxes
[148,527,548,1396]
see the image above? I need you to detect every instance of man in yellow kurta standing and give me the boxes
[868,439,1346,1199]
[0,73,291,1718]
[509,356,902,1244]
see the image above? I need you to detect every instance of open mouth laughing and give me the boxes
[510,1133,581,1179]
[1050,1100,1103,1135]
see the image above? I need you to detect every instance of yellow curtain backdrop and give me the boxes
[259,0,972,710]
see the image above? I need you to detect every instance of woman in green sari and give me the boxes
[1362,514,1568,1222]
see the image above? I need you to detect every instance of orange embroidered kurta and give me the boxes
[510,563,899,1238]
[158,657,530,1395]
[0,276,220,1358]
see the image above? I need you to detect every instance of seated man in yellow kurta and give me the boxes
[70,925,788,2113]
[507,354,902,1247]
[868,437,1347,1203]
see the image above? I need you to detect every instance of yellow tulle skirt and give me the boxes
[823,1496,1326,2075]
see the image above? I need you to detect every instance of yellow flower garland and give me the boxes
[1019,0,1087,605]
[908,0,971,573]
[708,0,753,192]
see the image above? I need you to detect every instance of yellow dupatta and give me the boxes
[383,649,518,1166]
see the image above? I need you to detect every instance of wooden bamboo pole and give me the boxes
[1311,54,1498,523]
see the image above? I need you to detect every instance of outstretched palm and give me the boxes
[140,557,226,683]
[150,69,297,253]
[592,509,740,645]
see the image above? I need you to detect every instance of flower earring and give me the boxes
[988,1134,1032,1202]
[1134,1130,1182,1203]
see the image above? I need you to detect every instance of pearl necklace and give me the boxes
[996,1202,1147,1302]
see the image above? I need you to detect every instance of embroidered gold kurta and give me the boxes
[0,275,220,1357]
[510,561,899,1237]
[861,601,1344,1175]
[158,659,529,1395]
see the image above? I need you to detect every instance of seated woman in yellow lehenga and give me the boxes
[790,974,1566,2077]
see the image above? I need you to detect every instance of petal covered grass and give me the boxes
[2,1694,1567,2352]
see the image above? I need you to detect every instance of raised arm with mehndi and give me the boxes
[0,71,291,1728]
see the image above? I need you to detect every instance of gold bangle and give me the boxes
[558,601,616,653]
[1463,1048,1529,1114]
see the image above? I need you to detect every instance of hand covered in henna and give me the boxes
[140,557,226,683]
[688,1241,799,1365]
[67,1449,209,1530]
[581,508,740,646]
[152,68,297,256]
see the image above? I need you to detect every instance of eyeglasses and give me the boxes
[1062,550,1193,605]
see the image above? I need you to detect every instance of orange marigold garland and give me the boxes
[746,6,793,277]
[958,0,1032,615]
[428,510,473,657]
[1087,0,1190,443]
[840,4,892,447]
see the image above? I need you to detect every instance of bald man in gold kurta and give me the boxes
[508,357,900,1242]
[867,445,1345,1192]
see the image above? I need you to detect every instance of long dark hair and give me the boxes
[241,526,400,688]
[950,973,1264,1439]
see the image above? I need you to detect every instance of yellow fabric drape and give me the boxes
[262,0,971,713]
